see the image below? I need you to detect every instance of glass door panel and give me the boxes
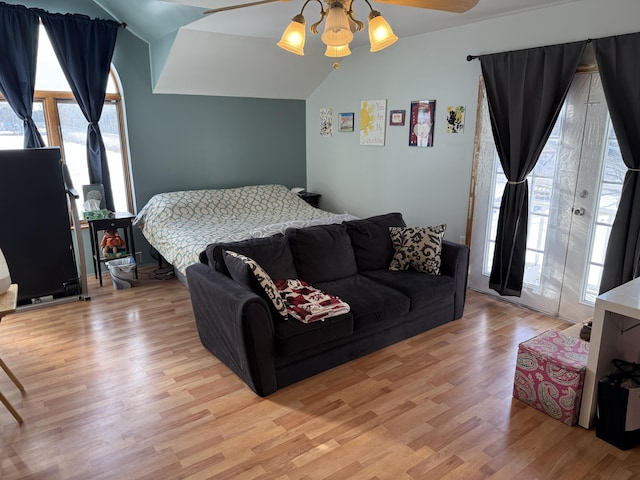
[469,72,624,323]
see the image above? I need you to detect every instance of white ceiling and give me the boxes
[96,0,577,99]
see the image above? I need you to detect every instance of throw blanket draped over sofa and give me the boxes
[187,213,470,396]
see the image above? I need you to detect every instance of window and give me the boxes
[0,25,132,218]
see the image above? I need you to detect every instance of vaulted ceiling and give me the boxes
[93,0,576,99]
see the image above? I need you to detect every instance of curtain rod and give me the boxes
[466,38,592,61]
[4,2,128,29]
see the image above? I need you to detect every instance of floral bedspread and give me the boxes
[133,184,357,276]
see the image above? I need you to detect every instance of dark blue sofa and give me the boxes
[186,213,469,397]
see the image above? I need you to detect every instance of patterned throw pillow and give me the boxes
[388,224,447,275]
[223,250,288,318]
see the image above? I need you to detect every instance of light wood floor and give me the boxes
[1,268,639,479]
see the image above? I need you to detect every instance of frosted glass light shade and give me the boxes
[368,12,398,52]
[321,4,353,47]
[0,247,10,295]
[277,15,306,56]
[324,43,351,57]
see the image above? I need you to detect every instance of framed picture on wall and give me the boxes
[389,110,405,126]
[409,100,436,147]
[339,112,354,132]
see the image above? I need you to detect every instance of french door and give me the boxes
[468,72,626,322]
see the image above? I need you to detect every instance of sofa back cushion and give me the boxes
[204,234,297,281]
[285,223,357,283]
[344,213,406,271]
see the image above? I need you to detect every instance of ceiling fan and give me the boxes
[203,0,479,59]
[203,0,479,15]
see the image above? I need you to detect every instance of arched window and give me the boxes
[0,25,132,218]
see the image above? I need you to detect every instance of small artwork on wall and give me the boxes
[360,99,387,146]
[409,100,436,147]
[446,105,465,134]
[320,107,333,137]
[339,112,354,132]
[389,110,405,126]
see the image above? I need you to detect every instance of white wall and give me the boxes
[306,0,640,244]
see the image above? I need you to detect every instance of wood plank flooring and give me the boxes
[1,268,639,479]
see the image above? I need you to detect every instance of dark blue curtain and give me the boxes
[595,32,640,293]
[41,12,119,211]
[480,41,587,296]
[0,2,44,148]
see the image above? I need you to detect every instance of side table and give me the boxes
[578,276,640,429]
[0,284,24,424]
[88,212,138,287]
[298,191,321,208]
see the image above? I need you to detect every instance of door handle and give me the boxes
[573,207,585,216]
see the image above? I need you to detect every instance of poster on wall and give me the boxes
[360,99,386,146]
[409,100,436,147]
[446,105,465,133]
[320,107,333,137]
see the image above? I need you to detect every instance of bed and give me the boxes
[133,184,357,280]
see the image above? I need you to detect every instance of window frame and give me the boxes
[1,69,133,225]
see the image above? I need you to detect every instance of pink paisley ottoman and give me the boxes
[513,329,589,426]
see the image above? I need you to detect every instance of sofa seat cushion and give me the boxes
[344,213,406,272]
[314,274,411,332]
[274,313,354,357]
[363,269,456,311]
[286,223,358,283]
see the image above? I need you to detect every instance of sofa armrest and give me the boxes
[186,263,278,396]
[440,240,470,319]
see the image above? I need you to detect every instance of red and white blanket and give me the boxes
[275,279,350,323]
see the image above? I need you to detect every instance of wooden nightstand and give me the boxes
[298,191,321,208]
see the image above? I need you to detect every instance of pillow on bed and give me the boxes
[223,250,288,319]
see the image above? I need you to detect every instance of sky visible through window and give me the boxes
[36,25,116,93]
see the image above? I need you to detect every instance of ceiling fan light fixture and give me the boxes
[367,10,398,52]
[277,14,306,55]
[321,3,354,47]
[324,43,352,58]
[206,0,479,60]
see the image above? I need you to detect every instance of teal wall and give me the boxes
[113,30,307,208]
[11,1,307,269]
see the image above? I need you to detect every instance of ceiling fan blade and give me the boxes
[203,0,288,15]
[373,0,478,13]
